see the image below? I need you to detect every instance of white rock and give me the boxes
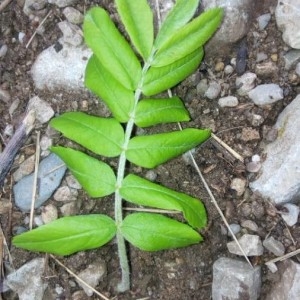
[6,258,48,300]
[283,49,300,70]
[236,72,257,96]
[228,223,241,236]
[248,84,283,106]
[275,0,300,49]
[204,81,221,99]
[224,64,234,75]
[0,44,8,58]
[58,21,83,46]
[40,135,52,151]
[296,62,300,76]
[266,259,300,300]
[263,236,285,256]
[230,178,246,196]
[218,96,239,107]
[227,234,264,256]
[63,7,83,24]
[48,0,77,7]
[281,203,300,226]
[212,257,261,300]
[54,186,77,201]
[257,13,271,30]
[0,87,10,103]
[27,96,54,124]
[250,94,300,204]
[76,261,106,296]
[31,44,91,92]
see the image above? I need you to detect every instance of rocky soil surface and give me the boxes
[0,0,300,299]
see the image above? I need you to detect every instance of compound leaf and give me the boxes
[50,112,124,157]
[83,7,141,90]
[116,0,153,60]
[51,146,116,198]
[120,174,207,228]
[142,48,203,96]
[126,128,211,168]
[154,0,199,49]
[152,8,223,67]
[13,215,116,256]
[85,55,135,123]
[135,97,190,127]
[120,213,202,251]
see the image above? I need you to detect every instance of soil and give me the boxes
[1,0,300,299]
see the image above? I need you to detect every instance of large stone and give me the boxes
[31,43,91,92]
[266,259,300,300]
[212,257,261,300]
[275,0,300,49]
[250,94,300,204]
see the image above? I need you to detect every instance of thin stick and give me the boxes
[50,255,111,300]
[211,133,244,162]
[0,0,12,13]
[26,10,52,49]
[123,207,180,214]
[29,131,40,230]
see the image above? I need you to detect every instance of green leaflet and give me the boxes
[126,128,211,168]
[50,112,124,157]
[115,0,153,60]
[85,55,135,123]
[120,213,202,251]
[83,7,141,90]
[135,97,190,127]
[142,48,203,96]
[152,8,223,67]
[120,174,207,229]
[13,215,117,256]
[51,147,116,198]
[154,0,199,49]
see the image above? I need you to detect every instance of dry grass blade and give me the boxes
[124,207,180,214]
[265,248,300,265]
[0,0,12,13]
[50,255,111,300]
[29,131,40,230]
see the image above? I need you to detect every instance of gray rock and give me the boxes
[227,234,264,256]
[24,0,47,17]
[58,21,83,46]
[228,223,241,236]
[248,84,283,106]
[13,154,36,182]
[250,94,300,204]
[255,61,278,78]
[31,44,91,92]
[212,257,261,300]
[202,0,256,57]
[48,0,77,7]
[275,0,300,49]
[196,78,209,96]
[54,185,78,201]
[41,203,58,224]
[63,7,83,24]
[263,236,285,256]
[241,220,259,232]
[27,96,54,124]
[281,203,300,226]
[283,49,300,70]
[296,62,300,76]
[0,44,8,58]
[13,153,66,211]
[76,260,106,296]
[257,13,271,31]
[204,81,221,99]
[266,259,300,300]
[60,200,81,216]
[66,174,81,189]
[6,258,48,300]
[236,72,257,96]
[256,52,268,63]
[218,96,238,107]
[0,87,10,103]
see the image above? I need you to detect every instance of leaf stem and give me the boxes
[114,59,152,292]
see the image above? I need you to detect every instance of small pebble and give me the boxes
[263,236,285,256]
[60,201,81,216]
[252,154,261,163]
[0,88,11,103]
[13,154,36,182]
[41,204,58,224]
[54,186,78,202]
[256,52,268,62]
[63,7,84,24]
[66,174,82,189]
[241,127,260,142]
[241,220,259,232]
[240,203,252,217]
[224,65,234,75]
[228,223,241,236]
[4,124,14,137]
[204,81,221,100]
[257,13,271,30]
[0,44,8,58]
[281,204,299,226]
[230,178,246,196]
[236,72,257,96]
[215,61,225,72]
[34,215,44,227]
[296,62,300,76]
[250,114,264,127]
[227,234,264,256]
[270,53,278,62]
[248,84,283,106]
[247,161,261,172]
[145,170,157,182]
[40,135,52,151]
[251,201,265,219]
[196,79,208,96]
[218,96,238,108]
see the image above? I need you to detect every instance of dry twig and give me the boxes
[0,0,12,13]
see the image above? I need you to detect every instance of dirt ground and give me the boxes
[1,0,300,299]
